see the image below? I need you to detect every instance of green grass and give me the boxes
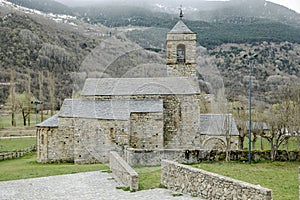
[0,153,109,181]
[193,161,300,200]
[134,166,161,190]
[0,138,36,152]
[0,112,52,128]
[243,136,299,150]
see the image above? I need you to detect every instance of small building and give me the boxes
[200,114,239,150]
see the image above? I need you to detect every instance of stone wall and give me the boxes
[110,151,139,191]
[72,118,129,164]
[166,32,197,77]
[163,94,201,149]
[161,160,273,200]
[0,145,36,161]
[125,148,300,166]
[200,135,239,151]
[96,94,201,150]
[37,117,130,164]
[130,112,163,149]
[36,127,64,163]
[166,33,197,65]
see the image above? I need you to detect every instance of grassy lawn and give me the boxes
[193,161,299,200]
[0,153,109,181]
[0,112,53,128]
[0,137,36,152]
[134,166,162,190]
[243,136,299,151]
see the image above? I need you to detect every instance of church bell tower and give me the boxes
[166,8,197,77]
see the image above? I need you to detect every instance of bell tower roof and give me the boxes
[169,20,194,34]
[169,7,194,34]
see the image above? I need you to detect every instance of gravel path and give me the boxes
[0,171,200,200]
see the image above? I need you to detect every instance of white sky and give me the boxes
[267,0,300,13]
[56,0,300,14]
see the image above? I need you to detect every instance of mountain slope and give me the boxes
[6,0,73,14]
[0,3,164,106]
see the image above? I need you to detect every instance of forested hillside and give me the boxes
[0,3,106,106]
[0,4,164,108]
[7,0,300,49]
[198,42,300,104]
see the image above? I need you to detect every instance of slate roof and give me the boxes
[236,121,269,131]
[169,20,194,34]
[200,114,239,136]
[82,77,200,96]
[59,99,163,120]
[36,114,58,128]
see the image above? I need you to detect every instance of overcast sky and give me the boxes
[56,0,300,14]
[268,0,300,13]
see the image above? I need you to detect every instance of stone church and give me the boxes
[36,14,239,164]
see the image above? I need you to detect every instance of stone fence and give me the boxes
[125,148,300,166]
[161,160,273,200]
[0,145,36,161]
[109,151,139,191]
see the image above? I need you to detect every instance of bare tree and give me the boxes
[232,103,248,150]
[6,92,36,126]
[25,69,31,126]
[261,85,299,160]
[9,69,16,127]
[39,71,44,122]
[47,71,55,116]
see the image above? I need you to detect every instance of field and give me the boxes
[0,153,110,181]
[0,112,53,129]
[0,137,36,152]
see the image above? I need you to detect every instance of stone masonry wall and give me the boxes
[96,94,201,150]
[73,118,129,164]
[161,160,273,200]
[110,151,139,191]
[129,112,163,149]
[126,148,299,166]
[166,33,197,77]
[37,122,74,163]
[163,94,200,149]
[166,33,197,65]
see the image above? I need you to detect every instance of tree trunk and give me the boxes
[11,112,16,126]
[22,109,27,126]
[26,69,31,126]
[252,135,257,150]
[298,136,300,151]
[39,71,44,122]
[260,136,264,150]
[270,143,278,161]
[48,71,55,116]
[239,135,244,150]
[10,70,16,127]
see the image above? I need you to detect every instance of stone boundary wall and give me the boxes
[0,145,36,161]
[109,151,139,191]
[125,148,300,166]
[161,160,273,200]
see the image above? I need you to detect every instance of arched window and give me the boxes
[177,44,185,63]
